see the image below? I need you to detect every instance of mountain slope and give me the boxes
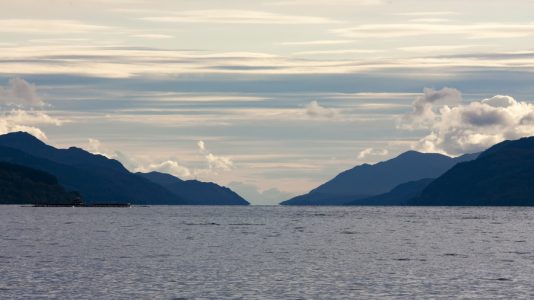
[346,178,434,206]
[0,132,185,205]
[0,162,79,205]
[138,171,249,205]
[281,151,477,206]
[412,137,534,206]
[0,132,126,172]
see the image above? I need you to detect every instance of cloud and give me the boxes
[267,0,383,6]
[227,181,294,205]
[278,40,353,46]
[398,45,484,53]
[294,49,382,55]
[2,109,62,126]
[401,92,534,156]
[305,101,339,119]
[131,34,173,39]
[86,138,233,179]
[197,140,206,152]
[357,147,389,160]
[333,23,534,39]
[205,153,233,170]
[140,10,336,24]
[409,18,452,23]
[0,110,62,141]
[0,79,62,140]
[0,45,360,78]
[400,87,462,129]
[393,11,459,16]
[139,160,192,178]
[0,19,108,34]
[87,138,193,178]
[0,123,46,141]
[0,78,44,106]
[86,138,138,168]
[2,44,534,78]
[87,138,104,153]
[198,140,234,171]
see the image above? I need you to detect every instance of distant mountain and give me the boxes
[279,192,363,206]
[280,151,478,206]
[0,132,185,205]
[0,132,125,172]
[138,172,249,205]
[0,161,79,205]
[412,137,534,206]
[346,178,434,206]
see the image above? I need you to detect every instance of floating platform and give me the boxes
[32,203,131,208]
[88,203,131,207]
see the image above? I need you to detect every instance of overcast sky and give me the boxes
[1,0,534,204]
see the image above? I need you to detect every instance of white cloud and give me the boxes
[205,153,233,171]
[0,19,108,34]
[400,87,462,129]
[85,138,232,179]
[197,140,206,152]
[398,44,484,53]
[357,147,389,160]
[2,44,534,78]
[402,92,534,156]
[0,79,62,140]
[139,160,192,178]
[305,100,339,119]
[0,45,359,77]
[198,140,234,171]
[87,138,192,177]
[131,34,173,39]
[0,110,63,141]
[333,23,534,39]
[140,10,336,24]
[0,123,47,140]
[294,49,382,55]
[267,0,383,6]
[2,109,62,126]
[87,138,105,154]
[393,11,459,16]
[408,18,452,23]
[86,138,136,166]
[0,78,44,106]
[278,40,353,46]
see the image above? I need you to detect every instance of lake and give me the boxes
[1,205,533,299]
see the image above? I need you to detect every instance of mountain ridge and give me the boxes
[412,136,534,205]
[281,150,478,206]
[0,132,248,205]
[138,171,249,205]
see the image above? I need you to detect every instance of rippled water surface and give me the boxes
[1,206,534,299]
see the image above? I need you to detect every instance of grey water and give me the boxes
[1,206,534,299]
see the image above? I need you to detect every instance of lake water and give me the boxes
[1,206,534,299]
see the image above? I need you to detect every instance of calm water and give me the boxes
[1,206,534,299]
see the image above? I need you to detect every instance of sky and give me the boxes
[1,0,534,204]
